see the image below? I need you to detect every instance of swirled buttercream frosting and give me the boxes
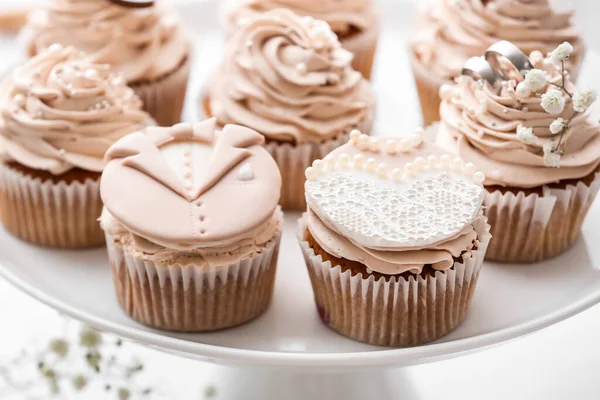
[100,118,282,256]
[209,9,375,144]
[228,0,377,37]
[24,0,190,83]
[412,0,585,80]
[437,52,600,188]
[0,45,151,175]
[304,137,487,275]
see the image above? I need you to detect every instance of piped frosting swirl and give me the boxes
[0,45,151,174]
[304,136,487,275]
[438,52,600,188]
[209,9,375,144]
[412,0,585,80]
[228,0,376,37]
[24,0,190,83]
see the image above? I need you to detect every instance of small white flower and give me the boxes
[80,327,102,349]
[516,124,537,144]
[541,88,566,115]
[573,88,597,113]
[49,339,69,358]
[515,81,532,99]
[549,118,566,134]
[543,142,561,168]
[549,41,574,66]
[524,69,547,92]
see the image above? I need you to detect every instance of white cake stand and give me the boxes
[2,1,600,399]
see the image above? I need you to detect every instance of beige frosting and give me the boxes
[305,140,485,275]
[209,9,375,144]
[100,119,282,253]
[227,0,377,36]
[438,57,600,188]
[412,0,585,80]
[0,46,151,174]
[24,0,190,83]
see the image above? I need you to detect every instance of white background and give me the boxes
[1,0,600,399]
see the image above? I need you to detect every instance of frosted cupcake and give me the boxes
[205,9,375,210]
[23,0,191,126]
[100,119,283,332]
[436,41,600,262]
[299,131,491,347]
[411,0,586,126]
[226,0,379,79]
[0,45,151,248]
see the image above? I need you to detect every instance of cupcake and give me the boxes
[22,0,191,126]
[436,41,600,263]
[225,0,380,79]
[100,119,283,332]
[205,9,375,210]
[299,131,491,347]
[0,45,151,248]
[411,0,586,126]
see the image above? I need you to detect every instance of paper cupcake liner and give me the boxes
[131,56,191,127]
[410,51,447,127]
[0,162,104,248]
[265,134,350,210]
[106,229,281,332]
[199,94,371,210]
[484,171,600,263]
[341,26,379,80]
[298,215,491,347]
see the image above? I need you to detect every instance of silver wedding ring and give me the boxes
[485,40,534,80]
[461,57,504,87]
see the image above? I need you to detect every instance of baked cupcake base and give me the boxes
[340,25,379,80]
[484,168,600,263]
[131,55,191,127]
[106,228,281,332]
[0,161,103,248]
[298,215,491,347]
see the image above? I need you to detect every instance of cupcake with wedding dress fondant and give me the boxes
[0,45,151,248]
[410,0,586,126]
[22,0,191,126]
[298,130,491,347]
[205,9,375,210]
[225,0,380,79]
[100,119,283,332]
[436,41,600,263]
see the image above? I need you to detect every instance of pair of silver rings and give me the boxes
[461,40,534,86]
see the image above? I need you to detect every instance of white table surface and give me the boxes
[1,0,600,399]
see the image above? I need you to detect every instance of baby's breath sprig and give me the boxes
[0,321,156,399]
[515,42,597,167]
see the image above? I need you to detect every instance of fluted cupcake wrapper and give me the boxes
[265,134,350,210]
[341,25,379,80]
[410,51,447,127]
[106,230,281,332]
[131,56,191,127]
[484,171,600,263]
[297,215,491,347]
[0,162,103,248]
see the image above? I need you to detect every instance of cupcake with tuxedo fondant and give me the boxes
[436,41,600,262]
[411,0,586,126]
[0,45,151,248]
[100,119,283,332]
[22,0,191,126]
[298,130,491,347]
[205,9,375,210]
[225,0,380,79]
